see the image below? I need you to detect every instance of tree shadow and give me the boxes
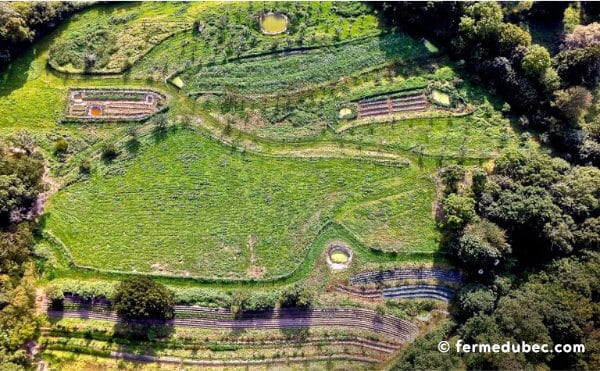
[113,320,175,341]
[152,127,169,144]
[0,45,34,98]
[125,138,140,154]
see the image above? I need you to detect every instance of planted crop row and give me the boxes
[349,268,462,285]
[47,306,418,343]
[382,284,455,302]
[179,33,429,96]
[333,284,382,298]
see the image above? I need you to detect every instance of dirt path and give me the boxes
[34,161,60,217]
[34,288,48,316]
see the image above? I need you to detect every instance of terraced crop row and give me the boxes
[333,284,382,299]
[382,284,455,302]
[65,88,166,121]
[349,268,462,285]
[357,93,428,119]
[47,306,418,343]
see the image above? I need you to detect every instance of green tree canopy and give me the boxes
[521,44,551,77]
[113,277,175,321]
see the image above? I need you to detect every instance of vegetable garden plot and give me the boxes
[176,33,430,96]
[66,88,166,121]
[357,91,428,119]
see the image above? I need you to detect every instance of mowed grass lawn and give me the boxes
[45,130,439,279]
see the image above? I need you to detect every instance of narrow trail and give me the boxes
[34,161,60,217]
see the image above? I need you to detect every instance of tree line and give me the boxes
[378,3,600,369]
[378,1,600,166]
[0,2,87,69]
[0,133,46,369]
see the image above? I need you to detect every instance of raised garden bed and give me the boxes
[65,88,167,122]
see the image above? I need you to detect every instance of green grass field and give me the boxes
[340,113,523,158]
[0,1,529,286]
[45,129,438,280]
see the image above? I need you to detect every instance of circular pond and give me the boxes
[260,13,288,35]
[89,106,102,116]
[326,244,353,270]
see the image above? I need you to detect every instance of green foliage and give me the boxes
[563,4,581,33]
[279,282,313,308]
[553,86,593,122]
[440,165,465,194]
[441,194,476,230]
[457,253,600,370]
[0,136,45,369]
[53,137,68,154]
[231,290,278,315]
[455,219,508,269]
[521,44,551,78]
[394,320,462,370]
[456,284,497,317]
[78,159,91,174]
[459,2,504,41]
[0,139,45,223]
[471,167,487,196]
[481,150,600,257]
[49,26,116,71]
[0,2,85,68]
[46,279,115,302]
[178,34,428,96]
[113,277,175,320]
[498,23,531,55]
[132,1,380,80]
[100,142,119,161]
[47,3,188,74]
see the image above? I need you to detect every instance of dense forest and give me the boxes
[377,2,600,369]
[0,133,46,369]
[0,2,86,68]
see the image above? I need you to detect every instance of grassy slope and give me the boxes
[45,129,438,279]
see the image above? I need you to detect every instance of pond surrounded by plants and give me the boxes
[260,13,288,35]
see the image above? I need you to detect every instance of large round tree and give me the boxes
[113,277,175,320]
